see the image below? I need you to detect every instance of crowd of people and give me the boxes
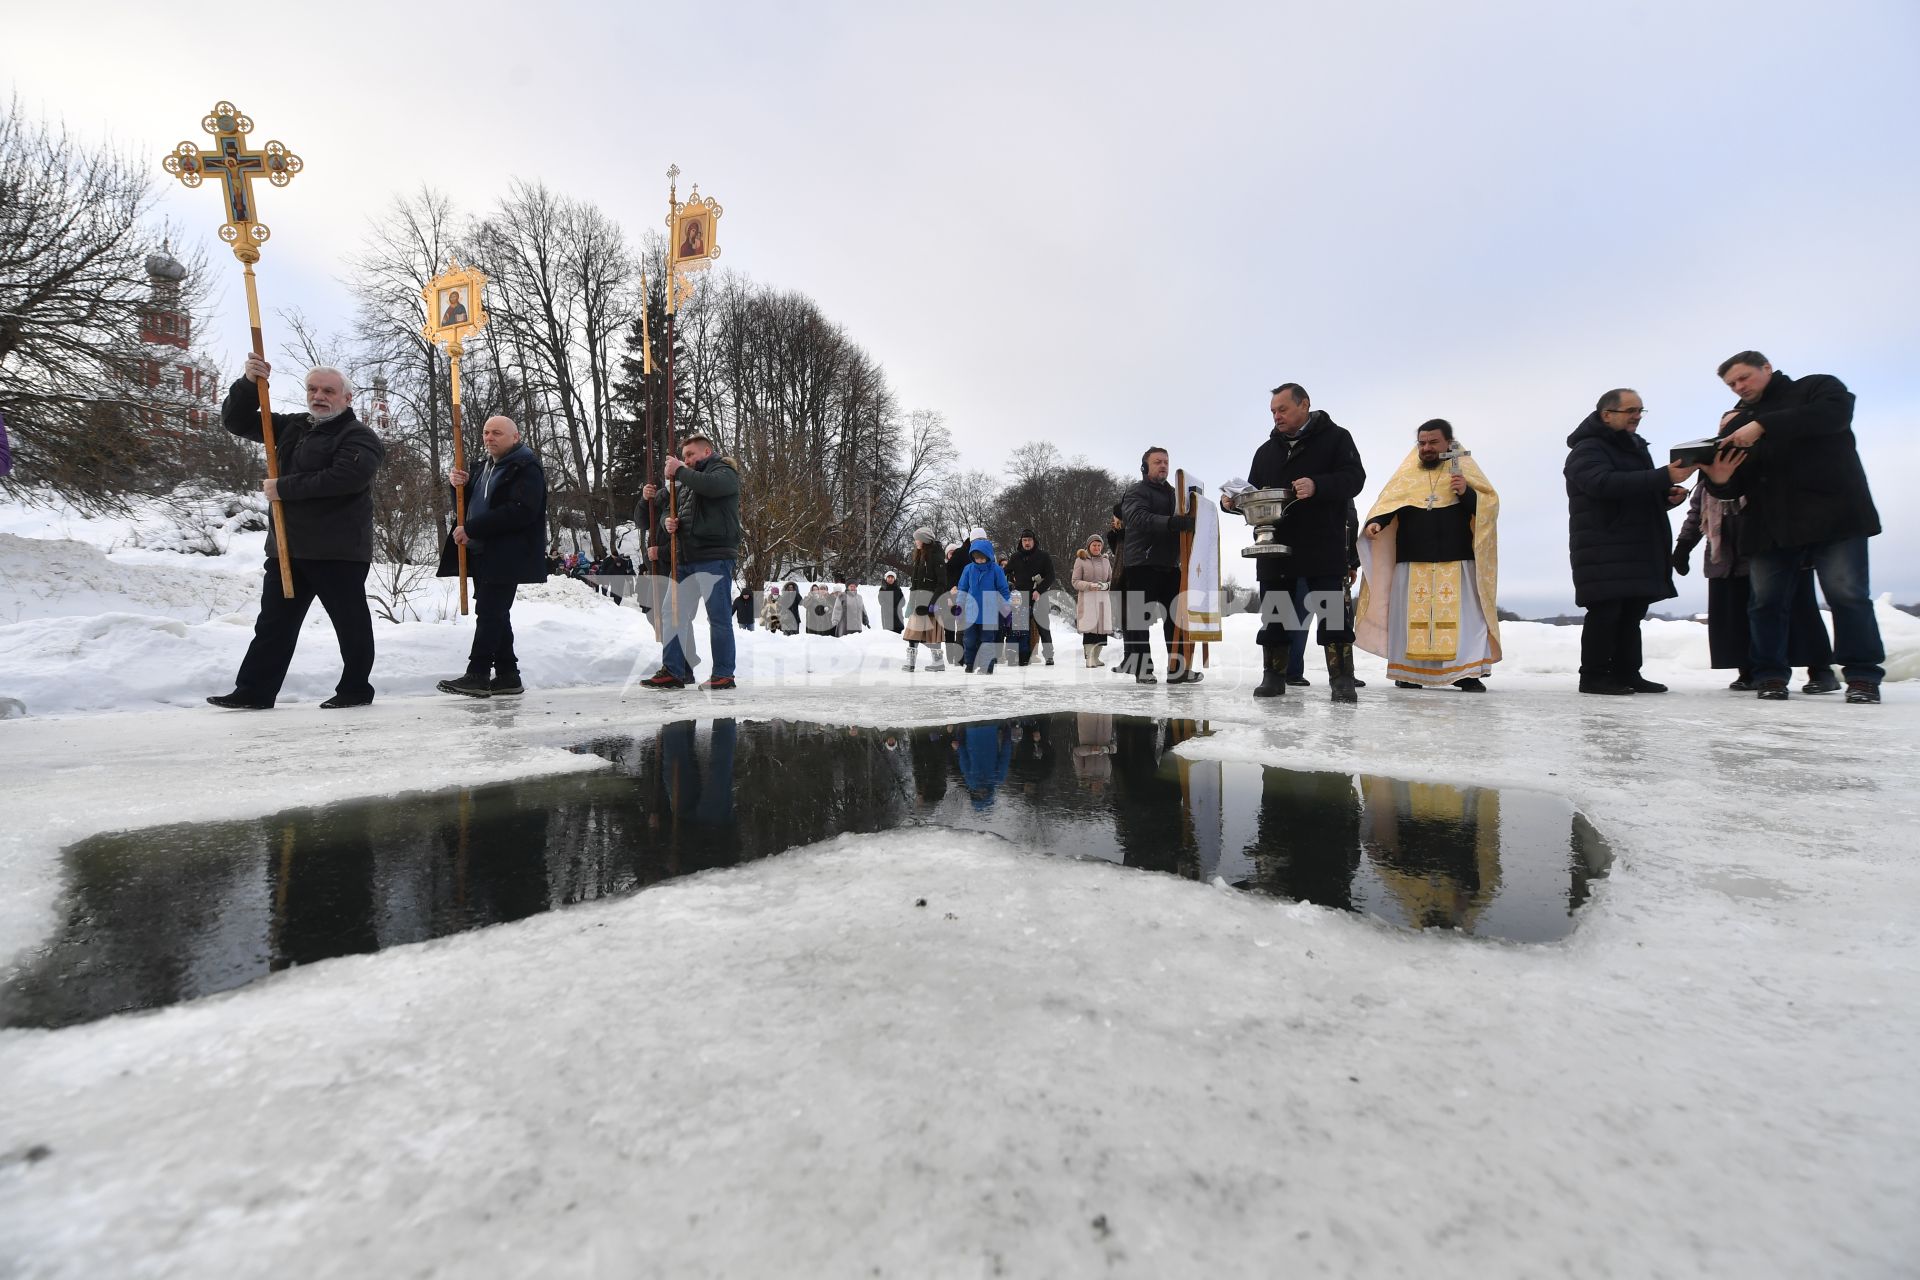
[197,347,1886,711]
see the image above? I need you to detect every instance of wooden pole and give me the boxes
[243,258,296,598]
[665,259,680,634]
[642,278,664,636]
[448,338,470,615]
[1173,470,1194,677]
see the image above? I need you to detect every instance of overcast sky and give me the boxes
[7,0,1917,612]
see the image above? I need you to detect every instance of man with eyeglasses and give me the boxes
[1564,388,1695,695]
[1698,351,1883,704]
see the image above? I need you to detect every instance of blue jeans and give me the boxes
[662,559,737,681]
[961,623,999,672]
[1748,537,1882,685]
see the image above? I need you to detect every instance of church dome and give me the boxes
[145,249,188,283]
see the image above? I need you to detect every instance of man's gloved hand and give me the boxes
[1167,513,1195,534]
[1671,547,1691,576]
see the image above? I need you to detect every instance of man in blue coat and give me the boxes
[437,416,548,697]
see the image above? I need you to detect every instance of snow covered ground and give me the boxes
[2,492,1917,1277]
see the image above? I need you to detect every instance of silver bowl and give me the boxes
[1234,487,1295,558]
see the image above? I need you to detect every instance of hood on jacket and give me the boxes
[1566,411,1615,449]
[969,537,996,560]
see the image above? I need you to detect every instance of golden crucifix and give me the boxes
[163,102,304,597]
[422,261,491,615]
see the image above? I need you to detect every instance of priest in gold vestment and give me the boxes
[1355,419,1501,690]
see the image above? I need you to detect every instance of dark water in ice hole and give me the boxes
[2,714,1609,1029]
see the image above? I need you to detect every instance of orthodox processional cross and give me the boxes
[163,102,304,597]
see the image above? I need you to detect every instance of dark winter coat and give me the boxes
[877,575,905,631]
[651,454,743,563]
[734,592,756,629]
[907,547,945,615]
[223,379,385,562]
[1004,541,1057,599]
[1705,370,1879,554]
[437,443,548,584]
[1245,411,1367,580]
[1563,413,1678,607]
[1120,478,1182,570]
[778,584,802,632]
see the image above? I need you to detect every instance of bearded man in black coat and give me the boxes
[1701,351,1883,703]
[207,357,386,711]
[1222,383,1367,703]
[1564,388,1697,695]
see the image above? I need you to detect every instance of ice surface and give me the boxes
[1,492,1916,1276]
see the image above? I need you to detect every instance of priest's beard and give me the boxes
[1419,456,1443,470]
[309,406,348,424]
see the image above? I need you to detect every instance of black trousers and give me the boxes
[1120,565,1179,669]
[1579,597,1649,680]
[1255,574,1353,651]
[468,581,520,674]
[235,558,375,704]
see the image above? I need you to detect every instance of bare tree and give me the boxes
[346,187,467,542]
[0,97,175,500]
[472,181,640,557]
[929,468,1000,542]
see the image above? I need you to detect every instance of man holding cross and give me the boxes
[1355,419,1502,691]
[207,356,385,710]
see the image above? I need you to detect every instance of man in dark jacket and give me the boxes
[1222,383,1367,703]
[435,416,547,698]
[1702,352,1883,703]
[1119,447,1198,684]
[1564,388,1697,695]
[1004,528,1059,666]
[208,357,386,710]
[641,433,744,689]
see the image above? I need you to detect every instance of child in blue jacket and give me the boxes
[955,536,1009,674]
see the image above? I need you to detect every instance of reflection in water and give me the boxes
[2,715,1609,1028]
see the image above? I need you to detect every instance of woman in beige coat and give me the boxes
[1071,534,1116,667]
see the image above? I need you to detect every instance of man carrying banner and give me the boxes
[640,433,742,690]
[1355,419,1501,691]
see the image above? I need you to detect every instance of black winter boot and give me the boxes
[1253,647,1287,698]
[438,671,493,698]
[1327,644,1358,704]
[489,669,524,696]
